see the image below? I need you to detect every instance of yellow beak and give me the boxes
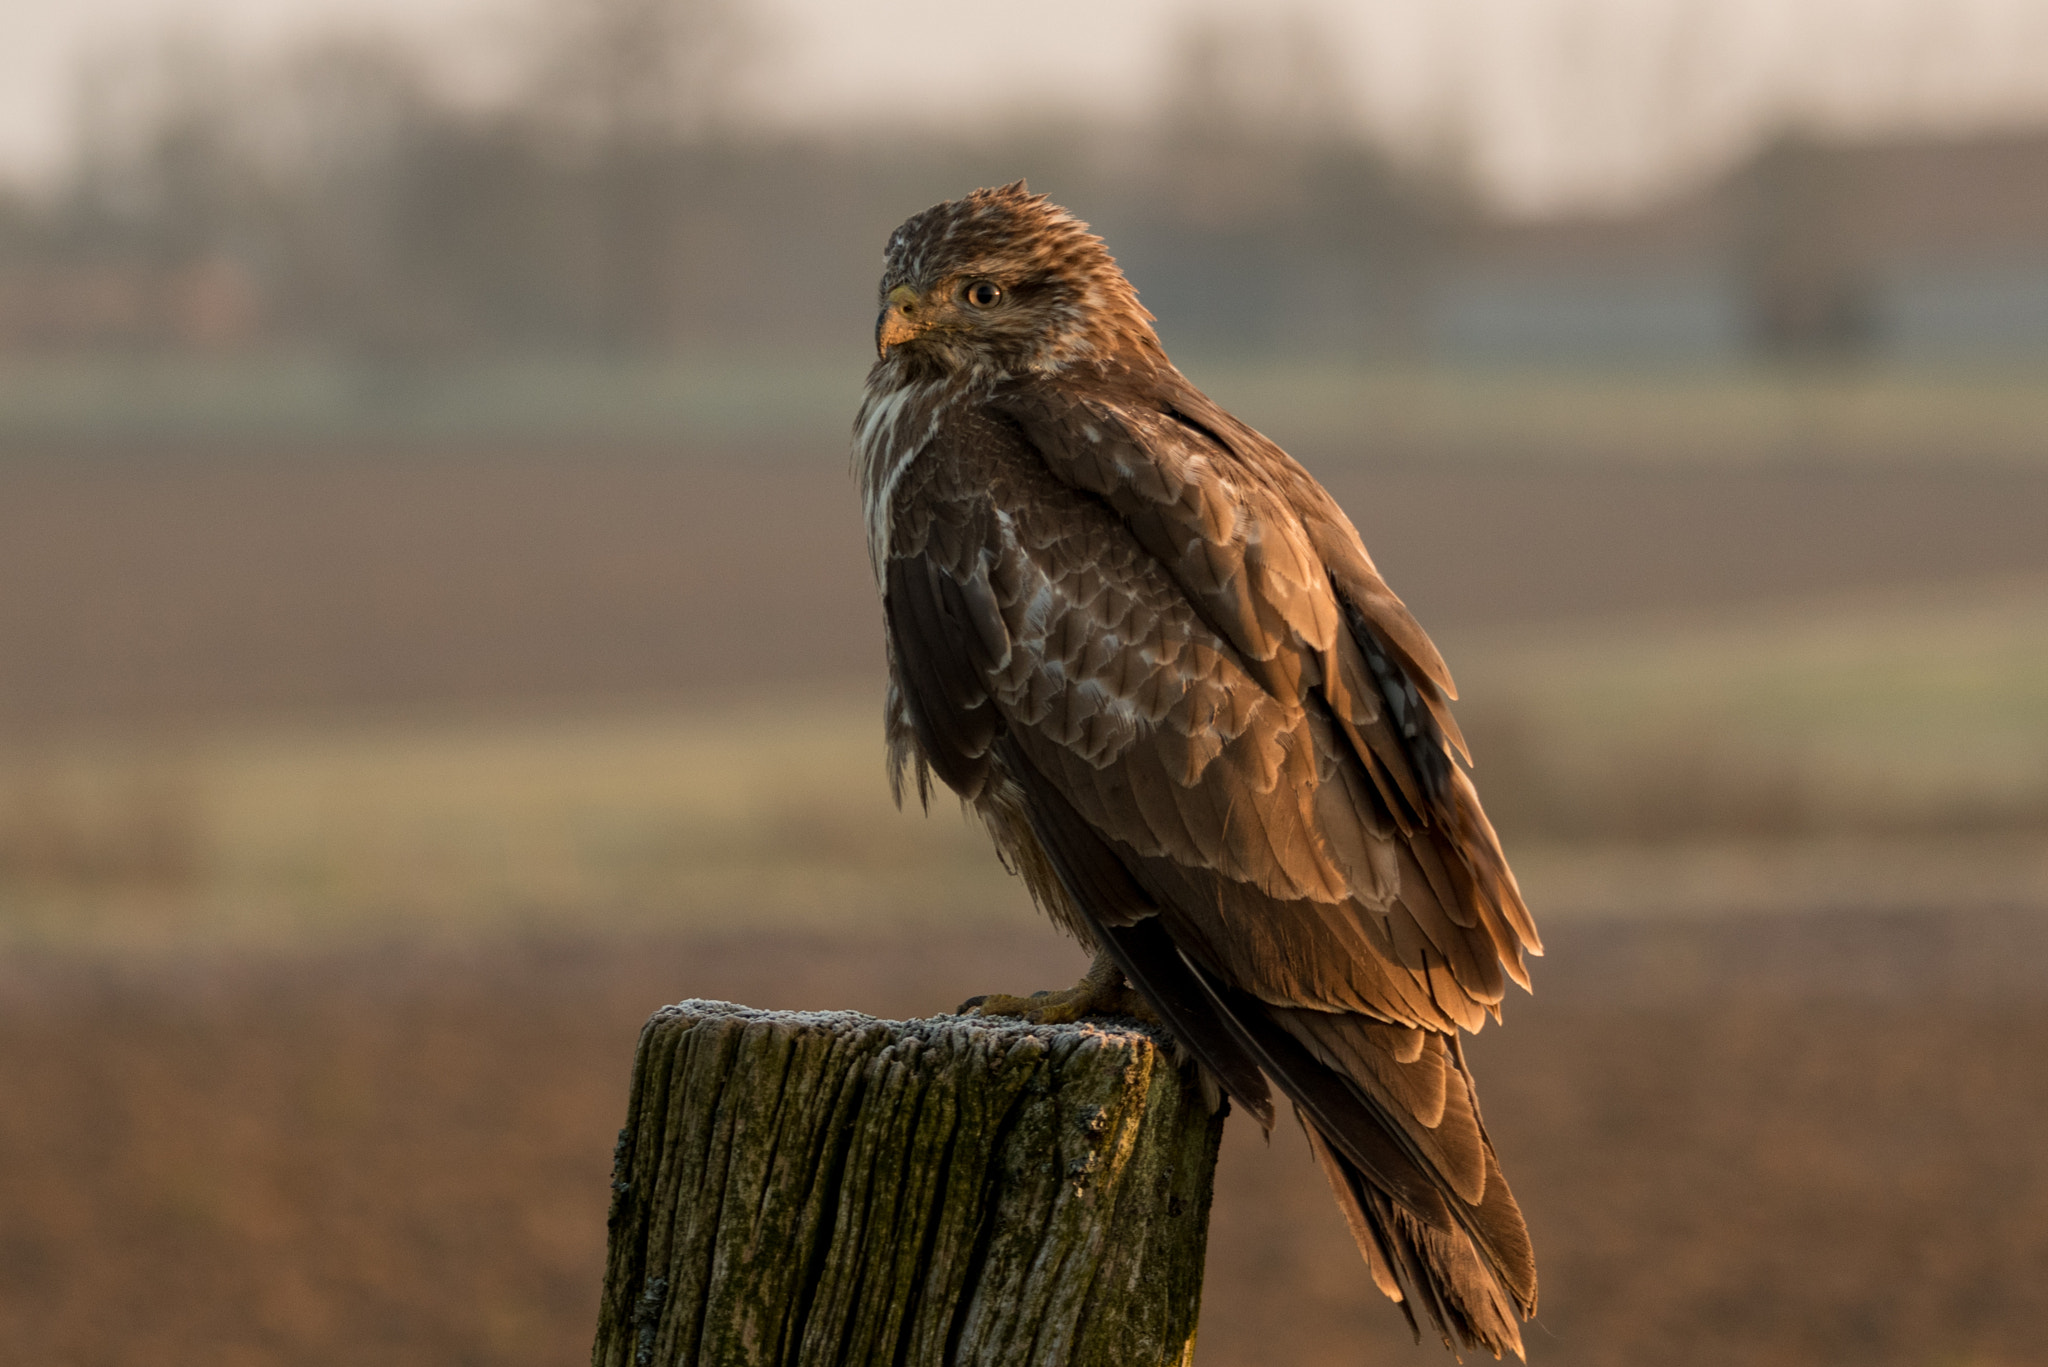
[875,284,925,357]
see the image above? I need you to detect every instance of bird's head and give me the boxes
[871,181,1163,379]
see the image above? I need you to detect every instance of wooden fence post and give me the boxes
[591,999,1226,1367]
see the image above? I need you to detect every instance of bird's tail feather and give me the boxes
[1303,1114,1529,1360]
[1175,960,1537,1358]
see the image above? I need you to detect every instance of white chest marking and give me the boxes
[855,377,943,576]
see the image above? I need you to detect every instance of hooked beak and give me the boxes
[875,284,925,357]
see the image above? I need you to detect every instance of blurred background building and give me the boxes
[1,2,2046,1365]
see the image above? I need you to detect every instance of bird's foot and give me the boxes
[957,953,1158,1025]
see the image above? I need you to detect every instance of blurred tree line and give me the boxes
[0,1,1462,360]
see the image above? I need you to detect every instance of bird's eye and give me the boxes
[964,280,1002,309]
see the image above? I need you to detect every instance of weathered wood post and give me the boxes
[592,999,1226,1367]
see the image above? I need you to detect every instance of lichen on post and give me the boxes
[591,1000,1227,1367]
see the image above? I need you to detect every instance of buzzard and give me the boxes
[855,183,1541,1357]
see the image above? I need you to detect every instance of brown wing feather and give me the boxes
[993,376,1540,979]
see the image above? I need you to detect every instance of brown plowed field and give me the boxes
[3,448,2046,727]
[3,910,2046,1366]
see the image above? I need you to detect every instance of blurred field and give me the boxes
[0,696,1037,954]
[11,355,2048,464]
[5,424,2048,728]
[1,427,2045,1364]
[4,584,2048,953]
[4,573,2043,948]
[5,912,2047,1367]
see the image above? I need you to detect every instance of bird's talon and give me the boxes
[954,975,1157,1026]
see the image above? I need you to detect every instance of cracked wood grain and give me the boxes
[591,1001,1226,1367]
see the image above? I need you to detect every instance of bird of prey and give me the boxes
[855,182,1542,1358]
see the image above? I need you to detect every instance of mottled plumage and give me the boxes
[855,182,1543,1357]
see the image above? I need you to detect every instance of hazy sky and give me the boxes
[6,0,2048,213]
